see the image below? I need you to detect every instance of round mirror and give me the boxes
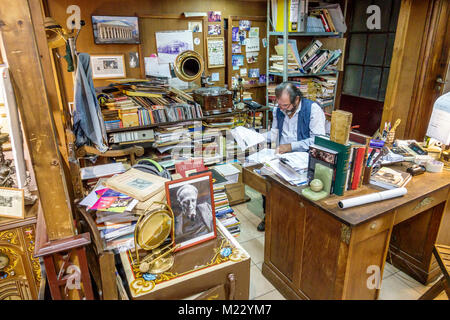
[137,211,172,250]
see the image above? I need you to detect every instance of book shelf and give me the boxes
[265,0,347,119]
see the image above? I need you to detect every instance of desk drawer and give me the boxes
[394,187,449,225]
[242,166,267,196]
[352,213,395,244]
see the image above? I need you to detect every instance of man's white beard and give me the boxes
[185,208,196,221]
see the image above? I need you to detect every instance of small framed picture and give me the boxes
[90,54,126,79]
[91,15,140,44]
[166,172,216,251]
[0,187,25,220]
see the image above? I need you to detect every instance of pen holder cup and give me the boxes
[362,166,373,185]
[385,131,395,146]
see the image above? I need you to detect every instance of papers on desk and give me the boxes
[278,152,309,173]
[230,126,266,150]
[264,158,308,186]
[247,148,276,164]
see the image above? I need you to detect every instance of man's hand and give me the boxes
[275,144,292,154]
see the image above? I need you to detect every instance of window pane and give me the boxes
[365,34,387,66]
[384,33,395,67]
[361,67,382,99]
[343,65,363,96]
[378,68,390,101]
[390,0,401,32]
[347,34,367,64]
[351,0,372,32]
[373,0,393,32]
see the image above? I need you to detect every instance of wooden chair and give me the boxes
[418,244,450,300]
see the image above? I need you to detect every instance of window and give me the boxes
[342,0,401,101]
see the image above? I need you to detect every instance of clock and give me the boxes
[0,253,10,270]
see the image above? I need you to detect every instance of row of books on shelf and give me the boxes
[269,39,342,75]
[268,75,336,109]
[271,0,346,33]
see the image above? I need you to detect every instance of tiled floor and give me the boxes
[231,186,448,300]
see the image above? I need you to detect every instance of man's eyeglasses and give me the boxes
[277,103,293,109]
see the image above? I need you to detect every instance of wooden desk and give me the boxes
[243,165,450,300]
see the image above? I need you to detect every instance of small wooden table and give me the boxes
[243,164,450,300]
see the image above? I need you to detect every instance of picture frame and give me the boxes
[165,172,216,251]
[90,54,126,79]
[91,15,140,44]
[0,187,25,220]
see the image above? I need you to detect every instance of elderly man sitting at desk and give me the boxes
[257,81,326,231]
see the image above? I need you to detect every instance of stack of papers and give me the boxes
[214,163,240,184]
[247,148,276,164]
[230,126,266,151]
[264,158,307,186]
[278,152,309,173]
[80,162,126,180]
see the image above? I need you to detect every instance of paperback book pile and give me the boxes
[298,39,342,74]
[370,167,412,190]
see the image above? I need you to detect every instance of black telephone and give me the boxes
[243,100,263,110]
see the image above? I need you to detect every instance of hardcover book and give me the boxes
[105,168,169,201]
[307,144,338,193]
[314,135,351,196]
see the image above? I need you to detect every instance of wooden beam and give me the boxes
[0,0,75,240]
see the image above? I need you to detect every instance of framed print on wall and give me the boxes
[90,54,126,79]
[165,172,216,251]
[91,15,140,44]
[0,187,25,219]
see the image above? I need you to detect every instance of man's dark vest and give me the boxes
[276,97,314,143]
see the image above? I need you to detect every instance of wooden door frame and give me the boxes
[405,0,450,140]
[0,0,75,240]
[381,0,449,140]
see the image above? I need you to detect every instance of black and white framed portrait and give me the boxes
[165,172,216,251]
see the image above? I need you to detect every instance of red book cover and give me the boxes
[351,148,365,190]
[319,11,331,32]
[175,158,208,178]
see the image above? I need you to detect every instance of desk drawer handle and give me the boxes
[414,197,434,211]
[370,222,377,230]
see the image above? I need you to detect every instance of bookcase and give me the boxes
[265,0,348,129]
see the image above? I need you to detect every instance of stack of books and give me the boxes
[298,40,342,75]
[245,111,264,129]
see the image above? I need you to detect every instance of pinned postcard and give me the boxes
[249,27,259,38]
[238,30,247,45]
[245,37,260,52]
[232,43,241,54]
[240,68,248,77]
[208,11,221,22]
[249,68,260,78]
[188,21,202,33]
[208,24,221,35]
[232,27,239,42]
[211,72,220,82]
[259,74,266,84]
[239,20,251,31]
[246,51,258,63]
[232,55,244,68]
[262,38,268,48]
